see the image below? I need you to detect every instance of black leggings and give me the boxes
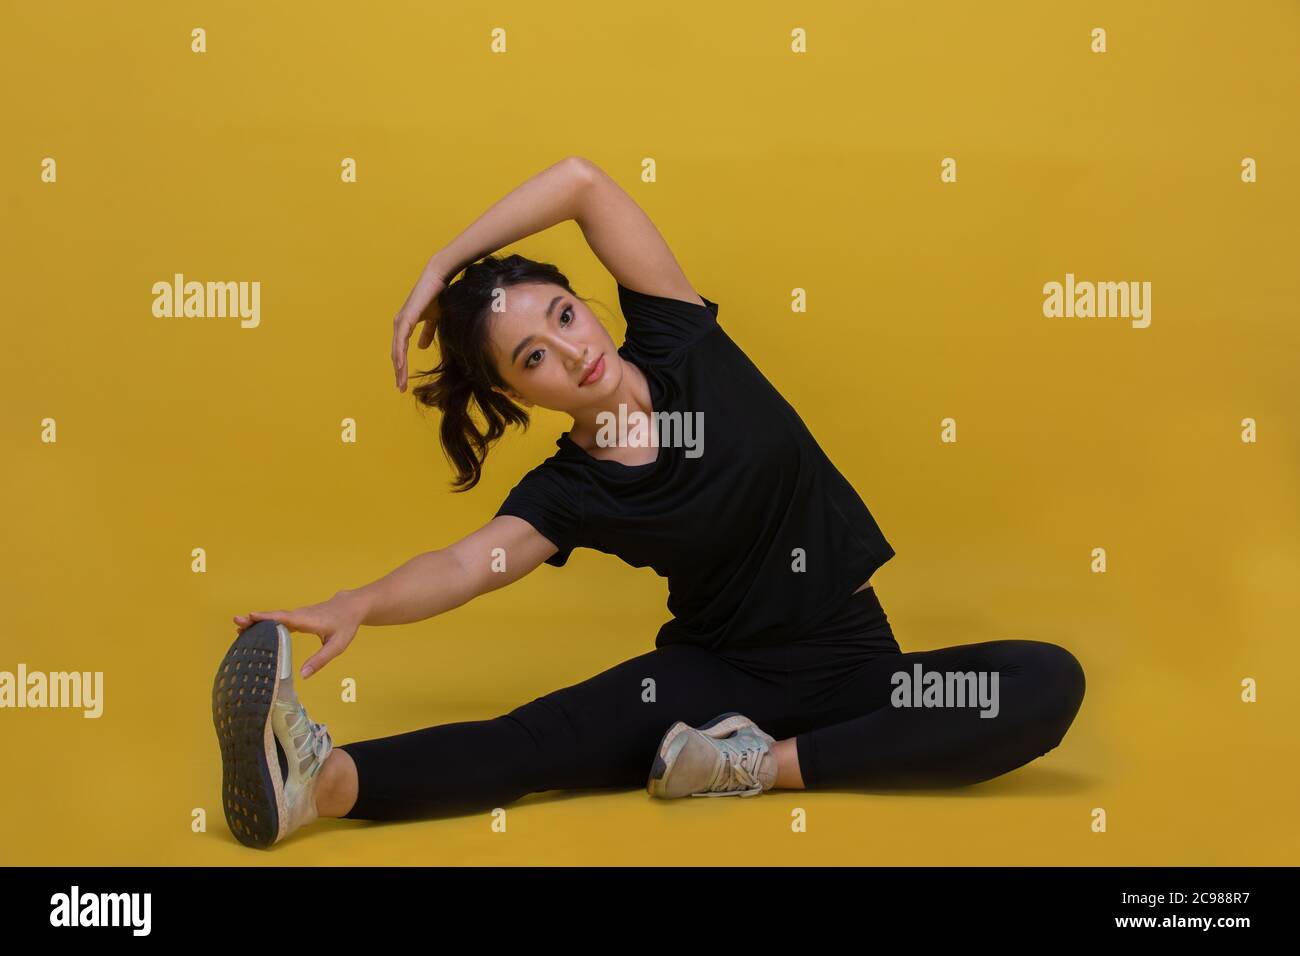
[338,587,1086,820]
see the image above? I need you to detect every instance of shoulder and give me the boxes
[500,445,590,499]
[617,282,721,364]
[493,448,589,567]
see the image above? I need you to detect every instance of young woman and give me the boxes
[212,156,1085,849]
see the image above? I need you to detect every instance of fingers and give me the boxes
[300,641,342,680]
[417,319,435,351]
[233,611,278,636]
[393,314,413,391]
[243,610,293,632]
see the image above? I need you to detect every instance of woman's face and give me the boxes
[488,282,620,414]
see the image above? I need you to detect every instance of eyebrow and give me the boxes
[510,295,565,365]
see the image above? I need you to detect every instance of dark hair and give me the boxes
[410,253,595,492]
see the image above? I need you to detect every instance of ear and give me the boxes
[492,383,532,407]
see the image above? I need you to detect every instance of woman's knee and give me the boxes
[1042,642,1085,710]
[1013,640,1086,738]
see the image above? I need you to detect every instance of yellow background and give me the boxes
[2,0,1297,865]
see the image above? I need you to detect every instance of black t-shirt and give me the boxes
[493,282,895,650]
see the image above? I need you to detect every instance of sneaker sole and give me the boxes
[212,621,289,848]
[646,711,756,798]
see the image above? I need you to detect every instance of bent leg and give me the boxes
[792,640,1086,789]
[337,643,793,821]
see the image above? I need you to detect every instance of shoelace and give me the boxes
[694,734,769,797]
[281,699,332,775]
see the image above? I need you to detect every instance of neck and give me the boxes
[569,359,652,449]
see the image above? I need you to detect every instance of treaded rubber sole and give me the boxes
[212,620,284,848]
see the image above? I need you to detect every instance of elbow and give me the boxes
[564,155,598,184]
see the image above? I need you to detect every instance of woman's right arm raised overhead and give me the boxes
[232,515,557,681]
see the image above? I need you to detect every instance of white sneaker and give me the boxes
[647,711,779,798]
[212,621,334,848]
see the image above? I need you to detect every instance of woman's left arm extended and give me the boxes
[393,155,590,392]
[393,155,705,391]
[569,159,705,308]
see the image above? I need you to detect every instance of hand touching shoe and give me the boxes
[233,589,366,680]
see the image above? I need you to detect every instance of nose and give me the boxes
[562,342,589,371]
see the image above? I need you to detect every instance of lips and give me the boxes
[579,354,605,386]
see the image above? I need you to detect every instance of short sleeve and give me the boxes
[494,461,585,568]
[617,283,720,362]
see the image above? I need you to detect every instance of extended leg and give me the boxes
[333,642,794,821]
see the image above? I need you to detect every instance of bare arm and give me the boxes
[338,515,560,627]
[424,156,591,291]
[393,155,591,391]
[234,516,560,680]
[423,154,700,301]
[569,157,706,307]
[393,155,704,391]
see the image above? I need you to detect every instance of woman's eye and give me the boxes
[524,306,573,368]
